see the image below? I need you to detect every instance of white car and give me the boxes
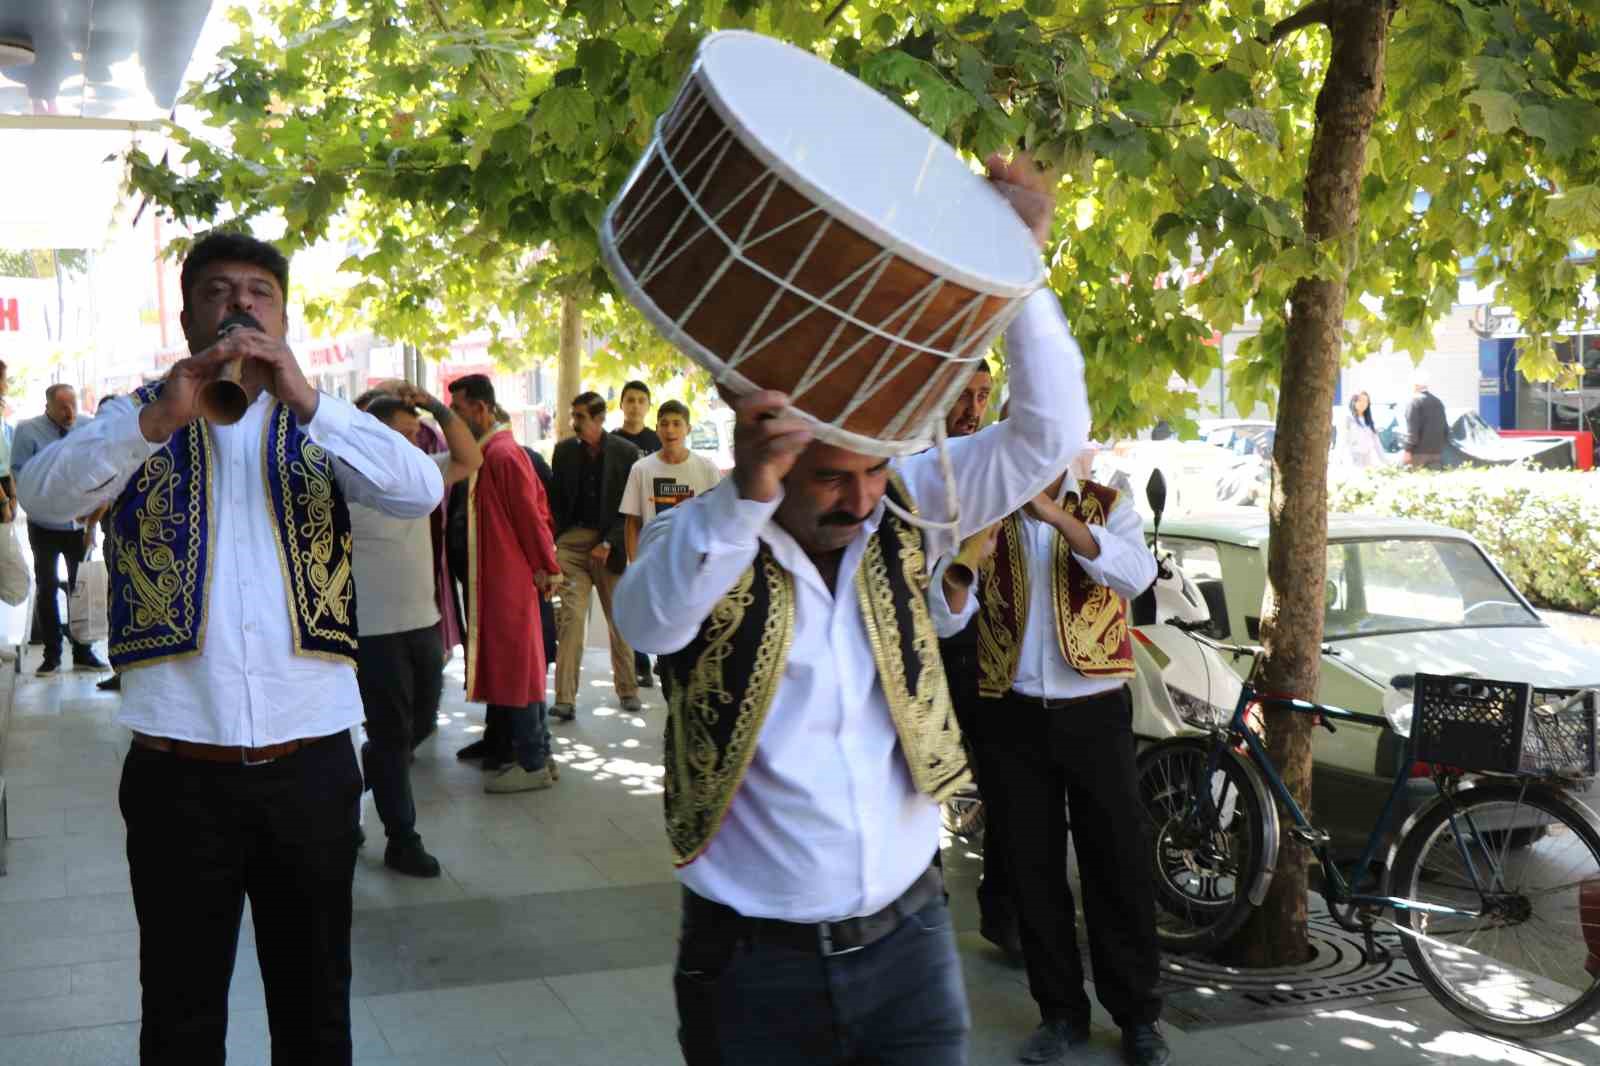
[1137,512,1600,849]
[688,406,735,475]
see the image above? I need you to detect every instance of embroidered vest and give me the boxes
[659,476,970,866]
[976,479,1134,698]
[108,383,358,671]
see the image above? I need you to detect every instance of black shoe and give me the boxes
[637,671,655,689]
[37,659,60,676]
[551,703,576,722]
[97,674,121,692]
[980,916,1024,961]
[1018,1019,1090,1064]
[1122,1023,1171,1066]
[384,840,442,878]
[456,739,490,761]
[72,650,108,671]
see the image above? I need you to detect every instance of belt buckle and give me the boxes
[241,748,275,767]
[817,921,865,958]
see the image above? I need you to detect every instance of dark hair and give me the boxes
[366,396,418,427]
[45,383,73,403]
[354,388,389,411]
[974,360,995,378]
[572,391,605,418]
[448,374,496,407]
[621,380,650,400]
[1348,392,1376,431]
[657,399,690,424]
[180,231,290,306]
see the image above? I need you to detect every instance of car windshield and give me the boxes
[1322,538,1540,639]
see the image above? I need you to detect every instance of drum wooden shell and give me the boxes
[601,34,1040,457]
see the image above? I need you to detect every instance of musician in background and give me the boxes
[932,446,1168,1066]
[615,154,1088,1066]
[17,231,443,1064]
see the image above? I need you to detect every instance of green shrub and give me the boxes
[1328,466,1600,617]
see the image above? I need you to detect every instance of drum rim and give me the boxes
[599,216,1006,460]
[692,30,1045,301]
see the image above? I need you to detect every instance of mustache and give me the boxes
[821,510,870,527]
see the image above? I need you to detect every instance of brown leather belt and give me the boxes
[131,731,339,766]
[684,863,945,957]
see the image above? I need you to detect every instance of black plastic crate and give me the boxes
[1412,673,1597,776]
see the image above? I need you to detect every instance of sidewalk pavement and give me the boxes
[0,641,1597,1065]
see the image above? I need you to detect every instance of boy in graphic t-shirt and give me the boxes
[620,399,723,563]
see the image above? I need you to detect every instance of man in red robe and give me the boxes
[446,374,562,793]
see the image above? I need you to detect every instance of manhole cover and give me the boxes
[1159,902,1428,1028]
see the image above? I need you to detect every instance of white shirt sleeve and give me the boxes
[613,478,780,655]
[620,461,646,519]
[14,398,160,526]
[1072,497,1158,601]
[926,556,980,638]
[311,395,444,519]
[894,288,1090,572]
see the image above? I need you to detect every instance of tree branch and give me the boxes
[1268,0,1333,42]
[824,0,851,26]
[1133,2,1190,76]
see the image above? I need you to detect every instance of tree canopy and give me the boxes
[126,0,1600,428]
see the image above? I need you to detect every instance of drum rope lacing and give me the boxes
[614,92,1000,450]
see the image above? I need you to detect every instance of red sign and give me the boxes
[0,297,17,332]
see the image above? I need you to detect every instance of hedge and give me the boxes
[1328,466,1600,617]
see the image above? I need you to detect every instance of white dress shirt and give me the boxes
[614,288,1089,922]
[933,476,1156,702]
[17,392,443,745]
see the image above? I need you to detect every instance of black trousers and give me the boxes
[674,882,969,1065]
[119,732,362,1066]
[974,687,1162,1028]
[27,521,92,662]
[942,644,1012,925]
[356,627,444,846]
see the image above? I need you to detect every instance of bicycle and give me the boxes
[1138,626,1600,1038]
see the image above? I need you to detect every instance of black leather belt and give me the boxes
[684,863,944,957]
[1009,689,1118,711]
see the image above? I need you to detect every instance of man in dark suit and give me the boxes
[548,391,641,720]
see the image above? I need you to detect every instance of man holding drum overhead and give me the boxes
[614,141,1089,1061]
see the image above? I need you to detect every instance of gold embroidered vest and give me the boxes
[976,479,1134,698]
[659,476,970,866]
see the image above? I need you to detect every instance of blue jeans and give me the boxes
[492,702,549,771]
[674,888,970,1065]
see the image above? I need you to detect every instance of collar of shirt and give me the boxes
[757,495,885,600]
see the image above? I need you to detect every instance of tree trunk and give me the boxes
[1227,0,1394,968]
[556,291,582,441]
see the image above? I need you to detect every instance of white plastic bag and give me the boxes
[68,553,108,644]
[0,521,27,606]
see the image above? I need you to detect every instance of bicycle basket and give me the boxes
[1412,673,1597,776]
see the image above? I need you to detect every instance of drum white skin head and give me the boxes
[601,30,1045,460]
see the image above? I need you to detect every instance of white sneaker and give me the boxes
[484,764,554,794]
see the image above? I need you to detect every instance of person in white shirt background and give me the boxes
[17,231,442,1066]
[614,152,1088,1066]
[1338,390,1385,469]
[931,445,1168,1066]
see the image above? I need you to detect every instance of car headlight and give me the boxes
[1385,700,1414,739]
[1166,683,1226,728]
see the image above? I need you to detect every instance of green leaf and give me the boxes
[532,86,596,144]
[1546,185,1600,233]
[1194,68,1252,115]
[1465,89,1518,134]
[1224,107,1279,146]
[432,44,474,67]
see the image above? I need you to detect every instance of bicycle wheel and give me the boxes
[1137,738,1268,953]
[1388,781,1600,1038]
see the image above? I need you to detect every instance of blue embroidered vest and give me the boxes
[108,383,358,671]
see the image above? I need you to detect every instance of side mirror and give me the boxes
[1146,468,1167,524]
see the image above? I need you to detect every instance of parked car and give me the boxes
[1138,511,1600,851]
[1369,402,1575,468]
[688,404,735,475]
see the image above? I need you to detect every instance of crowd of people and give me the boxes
[2,152,1194,1066]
